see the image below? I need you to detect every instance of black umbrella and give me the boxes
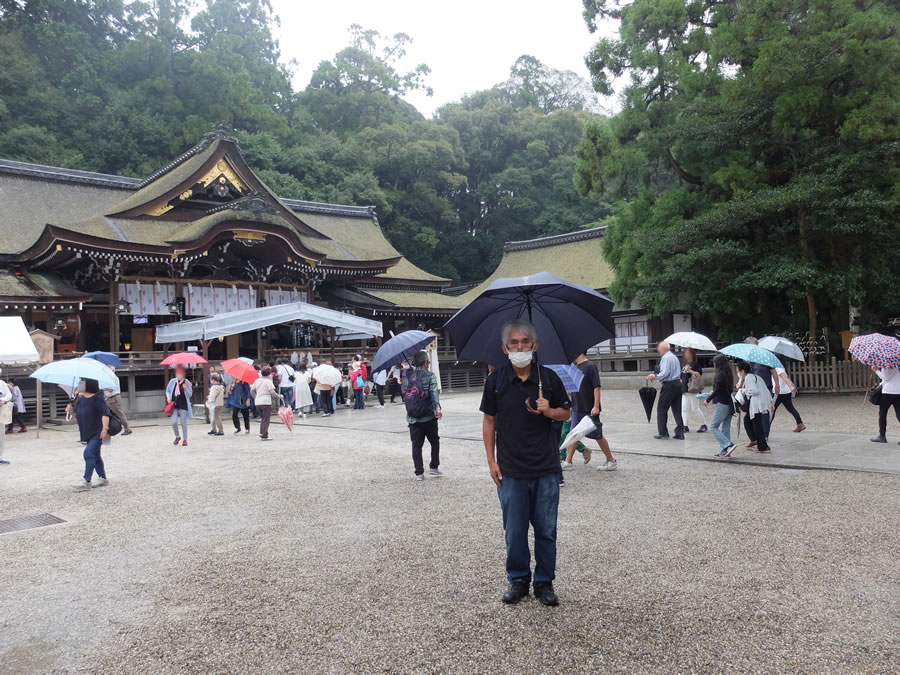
[638,380,657,423]
[444,271,615,367]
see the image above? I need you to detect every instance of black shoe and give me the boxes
[674,434,685,440]
[870,436,887,443]
[653,434,669,440]
[122,429,133,435]
[533,582,559,606]
[683,426,690,433]
[697,425,708,433]
[502,581,530,604]
[207,431,216,435]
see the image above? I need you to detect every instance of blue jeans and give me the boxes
[497,473,560,584]
[708,403,732,450]
[354,389,364,409]
[280,387,294,410]
[83,437,106,482]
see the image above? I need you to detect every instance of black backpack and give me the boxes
[403,369,434,418]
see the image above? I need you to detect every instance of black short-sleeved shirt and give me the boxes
[480,365,570,479]
[74,393,111,443]
[572,360,602,412]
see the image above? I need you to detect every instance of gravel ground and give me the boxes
[0,404,898,673]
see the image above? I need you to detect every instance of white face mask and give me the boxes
[507,351,534,368]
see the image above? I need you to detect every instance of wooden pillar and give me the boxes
[128,351,137,413]
[330,327,337,363]
[201,339,210,421]
[109,280,120,352]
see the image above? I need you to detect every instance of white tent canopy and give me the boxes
[155,301,382,344]
[0,316,40,364]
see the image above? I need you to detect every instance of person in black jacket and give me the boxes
[704,354,736,457]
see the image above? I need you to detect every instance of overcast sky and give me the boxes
[269,0,617,117]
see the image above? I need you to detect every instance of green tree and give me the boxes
[576,0,900,347]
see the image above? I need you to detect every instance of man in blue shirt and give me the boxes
[648,341,685,440]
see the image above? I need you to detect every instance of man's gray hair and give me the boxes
[501,319,538,345]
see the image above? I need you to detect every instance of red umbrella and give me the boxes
[159,352,208,366]
[221,358,259,383]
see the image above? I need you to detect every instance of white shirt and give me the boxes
[276,364,295,388]
[105,367,121,396]
[877,368,900,395]
[374,370,387,386]
[773,367,795,395]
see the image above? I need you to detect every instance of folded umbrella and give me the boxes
[372,330,435,374]
[445,271,615,367]
[545,364,584,394]
[559,414,599,451]
[160,352,208,366]
[31,358,119,391]
[638,380,657,423]
[278,405,294,432]
[848,333,900,369]
[757,336,805,362]
[665,331,716,352]
[83,351,122,367]
[221,358,259,384]
[719,343,783,369]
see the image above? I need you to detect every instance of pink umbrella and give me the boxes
[278,405,294,432]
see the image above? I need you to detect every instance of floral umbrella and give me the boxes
[848,333,900,369]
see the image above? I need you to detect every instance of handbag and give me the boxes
[164,401,175,416]
[868,384,883,406]
[107,411,123,436]
[687,372,703,394]
[355,374,364,388]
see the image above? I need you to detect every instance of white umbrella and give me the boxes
[758,336,805,362]
[312,364,342,387]
[559,415,599,451]
[665,331,717,352]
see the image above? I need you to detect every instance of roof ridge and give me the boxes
[281,198,376,219]
[503,226,607,252]
[0,159,140,189]
[136,126,234,189]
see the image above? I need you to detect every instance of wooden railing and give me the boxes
[788,357,871,392]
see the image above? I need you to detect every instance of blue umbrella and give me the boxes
[31,357,120,391]
[83,351,122,367]
[444,271,614,367]
[546,364,584,393]
[371,330,435,373]
[720,343,784,369]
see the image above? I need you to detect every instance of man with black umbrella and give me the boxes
[648,341,685,440]
[481,319,571,607]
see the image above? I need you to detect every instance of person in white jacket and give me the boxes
[737,360,773,453]
[0,370,12,464]
[871,366,900,444]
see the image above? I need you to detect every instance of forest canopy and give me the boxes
[0,0,609,284]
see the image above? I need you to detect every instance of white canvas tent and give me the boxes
[0,316,40,363]
[155,301,382,343]
[0,316,43,436]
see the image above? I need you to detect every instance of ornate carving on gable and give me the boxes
[146,158,251,216]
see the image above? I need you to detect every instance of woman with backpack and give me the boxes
[350,358,366,410]
[680,348,708,433]
[402,350,442,480]
[705,354,736,457]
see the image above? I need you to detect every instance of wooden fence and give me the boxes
[788,357,871,392]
